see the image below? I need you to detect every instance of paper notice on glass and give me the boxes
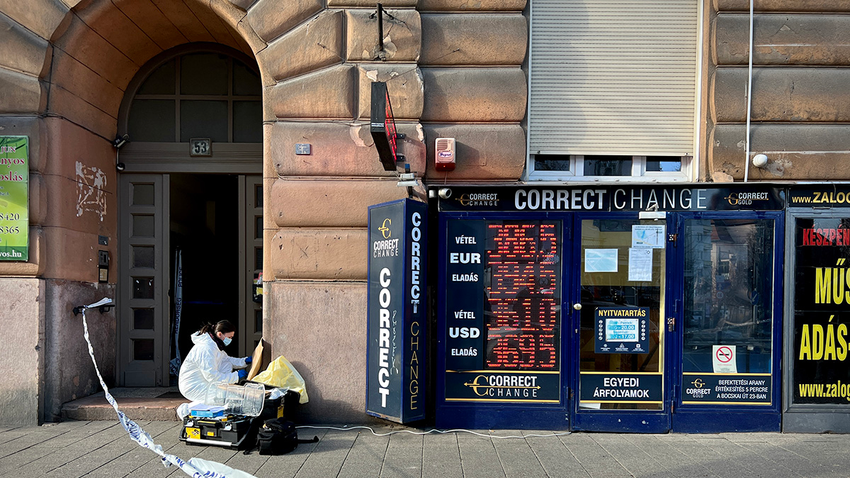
[585,249,618,273]
[628,248,653,282]
[712,345,738,373]
[632,225,666,248]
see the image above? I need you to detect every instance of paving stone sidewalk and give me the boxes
[2,421,850,477]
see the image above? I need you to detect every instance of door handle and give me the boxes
[573,303,582,311]
[667,317,675,332]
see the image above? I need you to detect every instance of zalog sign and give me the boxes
[366,199,427,423]
[0,136,28,261]
[370,81,400,171]
[793,216,850,404]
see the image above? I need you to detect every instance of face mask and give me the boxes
[222,337,232,346]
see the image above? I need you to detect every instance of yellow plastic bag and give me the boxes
[252,355,309,404]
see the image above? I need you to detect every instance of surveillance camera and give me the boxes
[752,154,768,168]
[438,188,452,199]
[116,162,126,171]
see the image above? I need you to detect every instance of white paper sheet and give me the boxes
[632,225,666,248]
[585,249,618,273]
[628,247,653,281]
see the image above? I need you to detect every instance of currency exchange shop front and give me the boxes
[434,186,784,433]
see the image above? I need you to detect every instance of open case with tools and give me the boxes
[179,341,306,449]
[180,390,300,449]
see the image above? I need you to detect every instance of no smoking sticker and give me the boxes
[713,345,737,373]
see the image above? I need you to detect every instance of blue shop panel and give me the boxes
[437,217,568,429]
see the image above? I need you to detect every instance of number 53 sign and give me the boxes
[190,138,211,157]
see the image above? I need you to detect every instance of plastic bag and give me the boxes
[252,355,309,404]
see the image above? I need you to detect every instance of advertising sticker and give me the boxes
[0,136,28,261]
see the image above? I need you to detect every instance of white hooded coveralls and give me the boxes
[178,331,247,404]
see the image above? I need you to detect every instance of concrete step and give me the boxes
[62,387,185,421]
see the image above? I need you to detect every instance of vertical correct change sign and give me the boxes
[366,199,427,423]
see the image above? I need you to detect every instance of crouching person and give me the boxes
[178,320,251,406]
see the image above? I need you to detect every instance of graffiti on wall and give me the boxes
[75,161,107,221]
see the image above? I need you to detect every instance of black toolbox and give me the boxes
[179,391,300,449]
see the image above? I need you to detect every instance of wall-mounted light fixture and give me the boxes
[752,153,768,168]
[112,134,129,149]
[113,134,129,171]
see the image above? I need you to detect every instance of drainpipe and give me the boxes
[744,0,755,182]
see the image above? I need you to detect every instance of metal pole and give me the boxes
[378,3,384,53]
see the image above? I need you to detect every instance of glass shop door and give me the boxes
[571,213,672,432]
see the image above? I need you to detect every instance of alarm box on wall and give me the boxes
[435,138,456,171]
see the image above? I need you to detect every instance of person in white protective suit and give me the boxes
[178,320,252,404]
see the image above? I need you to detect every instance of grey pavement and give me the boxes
[2,420,850,477]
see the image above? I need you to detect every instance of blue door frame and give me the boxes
[435,210,784,432]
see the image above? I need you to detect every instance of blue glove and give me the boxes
[244,356,252,364]
[237,369,248,380]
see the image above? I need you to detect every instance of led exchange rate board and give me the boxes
[443,220,562,402]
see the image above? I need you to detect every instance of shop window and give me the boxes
[682,219,775,374]
[792,217,850,405]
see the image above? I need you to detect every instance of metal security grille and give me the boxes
[529,0,699,157]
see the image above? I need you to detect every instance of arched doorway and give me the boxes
[116,44,262,387]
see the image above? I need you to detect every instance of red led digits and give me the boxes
[485,222,560,370]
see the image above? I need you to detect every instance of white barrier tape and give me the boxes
[80,300,257,478]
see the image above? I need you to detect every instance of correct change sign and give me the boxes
[366,199,427,423]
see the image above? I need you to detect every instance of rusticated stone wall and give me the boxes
[252,0,528,422]
[0,0,531,425]
[0,0,258,424]
[709,0,850,180]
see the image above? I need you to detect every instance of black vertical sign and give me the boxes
[445,220,486,369]
[366,199,427,422]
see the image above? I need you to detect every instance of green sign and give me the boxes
[0,136,28,261]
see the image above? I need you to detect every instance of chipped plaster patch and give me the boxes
[75,161,107,221]
[349,123,373,147]
[765,157,790,176]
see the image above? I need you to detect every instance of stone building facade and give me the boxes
[0,0,847,428]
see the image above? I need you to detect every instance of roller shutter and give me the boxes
[529,0,699,156]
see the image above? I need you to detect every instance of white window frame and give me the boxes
[527,155,693,183]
